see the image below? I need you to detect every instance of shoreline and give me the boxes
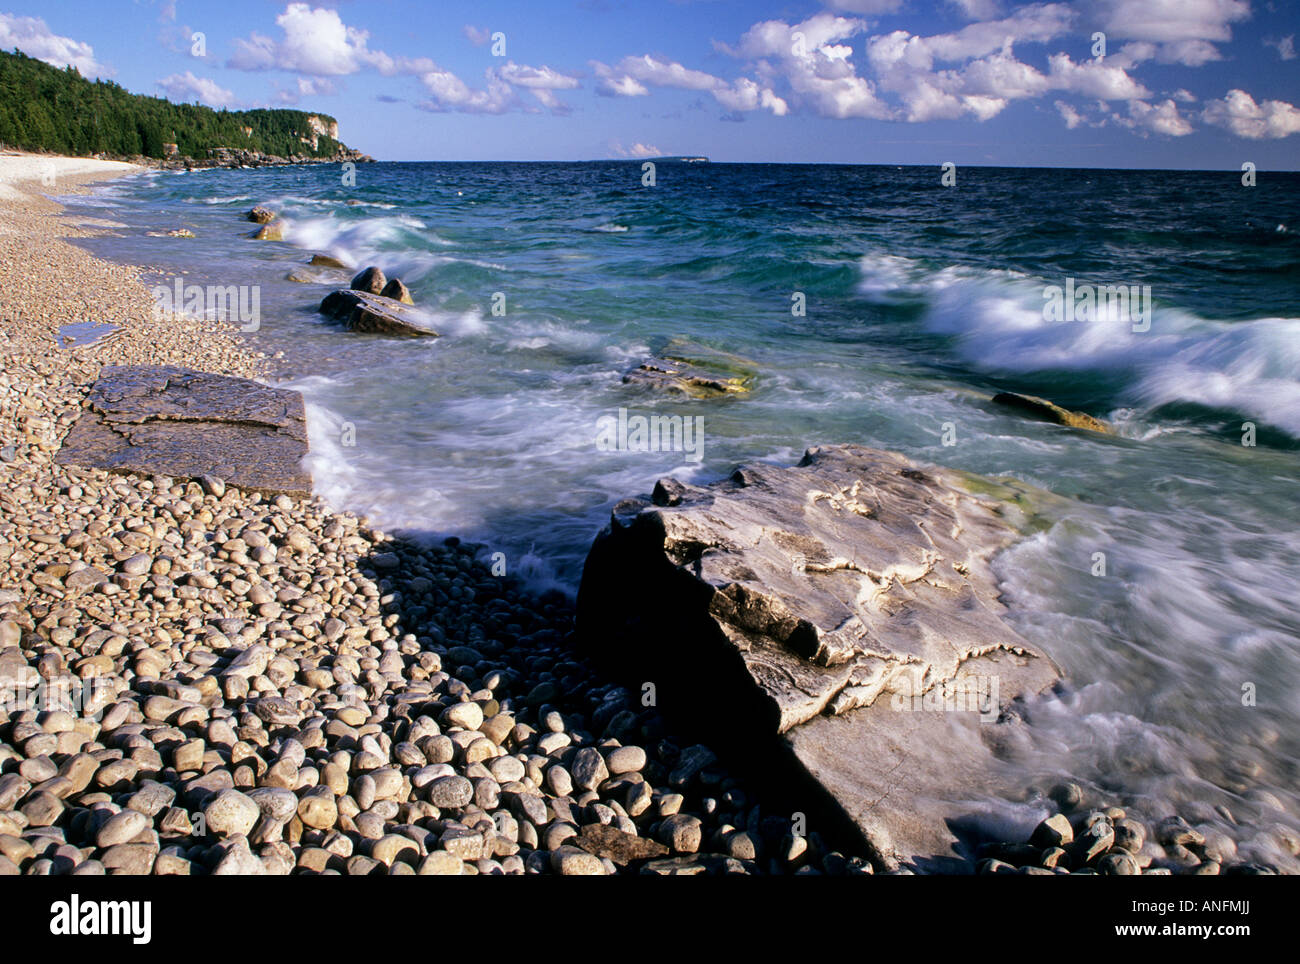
[0,154,843,876]
[0,154,1287,876]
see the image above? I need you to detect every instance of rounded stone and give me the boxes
[205,789,261,837]
[95,809,149,848]
[427,776,473,810]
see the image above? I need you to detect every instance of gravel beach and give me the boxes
[0,154,869,876]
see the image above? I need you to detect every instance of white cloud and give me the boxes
[1120,98,1194,136]
[417,69,515,114]
[228,3,392,75]
[157,71,237,107]
[463,25,491,47]
[1201,89,1300,139]
[947,0,1003,18]
[592,54,787,116]
[610,140,662,158]
[1047,53,1149,100]
[1265,35,1297,61]
[1093,0,1250,65]
[495,62,580,91]
[0,13,109,77]
[1055,99,1085,128]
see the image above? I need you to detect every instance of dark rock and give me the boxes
[573,824,668,866]
[1048,781,1084,812]
[992,392,1111,434]
[1112,818,1147,854]
[1029,814,1074,849]
[351,266,387,295]
[1155,815,1204,848]
[380,278,415,304]
[247,206,276,224]
[57,366,312,497]
[318,290,438,338]
[576,444,1060,869]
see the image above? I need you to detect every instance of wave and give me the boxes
[858,254,1300,437]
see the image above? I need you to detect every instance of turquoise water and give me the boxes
[68,162,1300,862]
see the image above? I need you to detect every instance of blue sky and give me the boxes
[3,0,1298,167]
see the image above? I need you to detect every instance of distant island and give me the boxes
[0,49,370,169]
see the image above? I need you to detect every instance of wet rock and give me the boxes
[309,254,348,269]
[991,392,1111,434]
[351,266,387,295]
[247,207,276,224]
[380,278,414,305]
[318,290,439,338]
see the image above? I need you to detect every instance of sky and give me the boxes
[1,0,1298,168]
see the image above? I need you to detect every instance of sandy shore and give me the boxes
[0,158,824,876]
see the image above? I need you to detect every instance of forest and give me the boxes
[0,49,348,159]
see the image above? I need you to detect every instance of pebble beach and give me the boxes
[0,155,861,876]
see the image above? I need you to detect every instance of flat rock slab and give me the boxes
[57,365,311,496]
[577,444,1061,870]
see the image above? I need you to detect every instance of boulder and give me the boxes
[992,392,1112,434]
[318,289,438,338]
[380,278,415,305]
[251,222,283,241]
[576,444,1061,870]
[56,365,312,497]
[309,254,348,269]
[247,206,276,224]
[350,266,387,295]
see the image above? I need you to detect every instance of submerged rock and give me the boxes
[319,289,437,338]
[624,339,755,398]
[577,444,1061,869]
[251,222,283,241]
[56,365,312,496]
[992,392,1112,434]
[309,254,348,269]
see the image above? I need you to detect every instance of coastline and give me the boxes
[0,155,1287,877]
[0,154,821,876]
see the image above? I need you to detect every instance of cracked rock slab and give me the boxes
[576,444,1060,869]
[56,365,311,497]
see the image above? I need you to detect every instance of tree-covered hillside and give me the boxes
[0,49,350,159]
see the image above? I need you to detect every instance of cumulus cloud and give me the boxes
[0,13,109,77]
[1092,0,1250,65]
[591,53,787,116]
[228,3,397,75]
[228,5,577,113]
[157,71,237,107]
[1201,89,1300,139]
[1118,98,1194,136]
